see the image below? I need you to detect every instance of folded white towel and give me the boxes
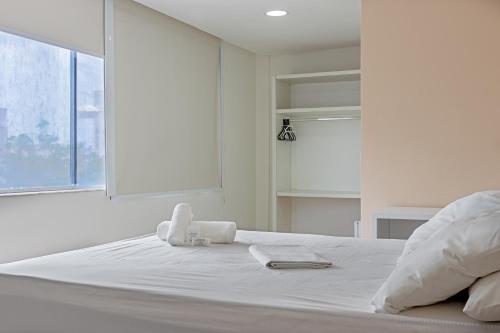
[249,245,332,269]
[158,220,237,244]
[166,203,193,246]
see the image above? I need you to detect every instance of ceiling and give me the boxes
[133,0,361,55]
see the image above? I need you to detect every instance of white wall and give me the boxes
[291,198,361,236]
[270,47,361,75]
[221,42,257,231]
[255,46,361,230]
[255,55,271,231]
[0,41,256,263]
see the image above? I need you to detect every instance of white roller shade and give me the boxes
[106,0,221,196]
[0,0,104,55]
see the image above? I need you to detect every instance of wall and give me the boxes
[361,0,500,237]
[0,41,256,263]
[255,55,271,230]
[221,42,257,231]
[255,46,361,230]
[290,198,361,236]
[270,46,361,75]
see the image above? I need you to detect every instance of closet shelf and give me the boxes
[276,70,361,84]
[277,106,361,119]
[277,190,361,199]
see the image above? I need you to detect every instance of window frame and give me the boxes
[0,30,106,195]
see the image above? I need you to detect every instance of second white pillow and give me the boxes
[372,210,500,314]
[464,270,500,321]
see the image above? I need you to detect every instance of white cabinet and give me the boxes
[271,70,361,236]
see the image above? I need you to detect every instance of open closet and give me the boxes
[271,70,361,236]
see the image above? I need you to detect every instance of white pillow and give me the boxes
[464,270,500,321]
[398,191,500,264]
[372,210,500,314]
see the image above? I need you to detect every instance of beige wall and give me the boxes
[361,0,500,237]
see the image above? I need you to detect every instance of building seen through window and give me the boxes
[0,30,105,191]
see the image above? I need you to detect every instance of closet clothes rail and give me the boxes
[288,116,360,122]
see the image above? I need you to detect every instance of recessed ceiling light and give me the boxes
[266,10,288,17]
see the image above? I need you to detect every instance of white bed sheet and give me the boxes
[0,230,498,333]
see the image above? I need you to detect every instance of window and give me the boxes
[0,30,105,192]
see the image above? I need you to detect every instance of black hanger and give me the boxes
[277,119,296,141]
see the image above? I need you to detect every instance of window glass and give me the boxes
[0,30,105,192]
[77,53,105,187]
[0,31,71,189]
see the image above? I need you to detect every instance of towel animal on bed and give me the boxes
[157,203,237,245]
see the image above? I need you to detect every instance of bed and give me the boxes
[0,230,498,333]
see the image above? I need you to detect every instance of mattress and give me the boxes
[0,230,498,333]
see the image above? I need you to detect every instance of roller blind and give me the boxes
[106,0,221,196]
[0,0,104,55]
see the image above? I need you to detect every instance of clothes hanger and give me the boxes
[277,119,296,141]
